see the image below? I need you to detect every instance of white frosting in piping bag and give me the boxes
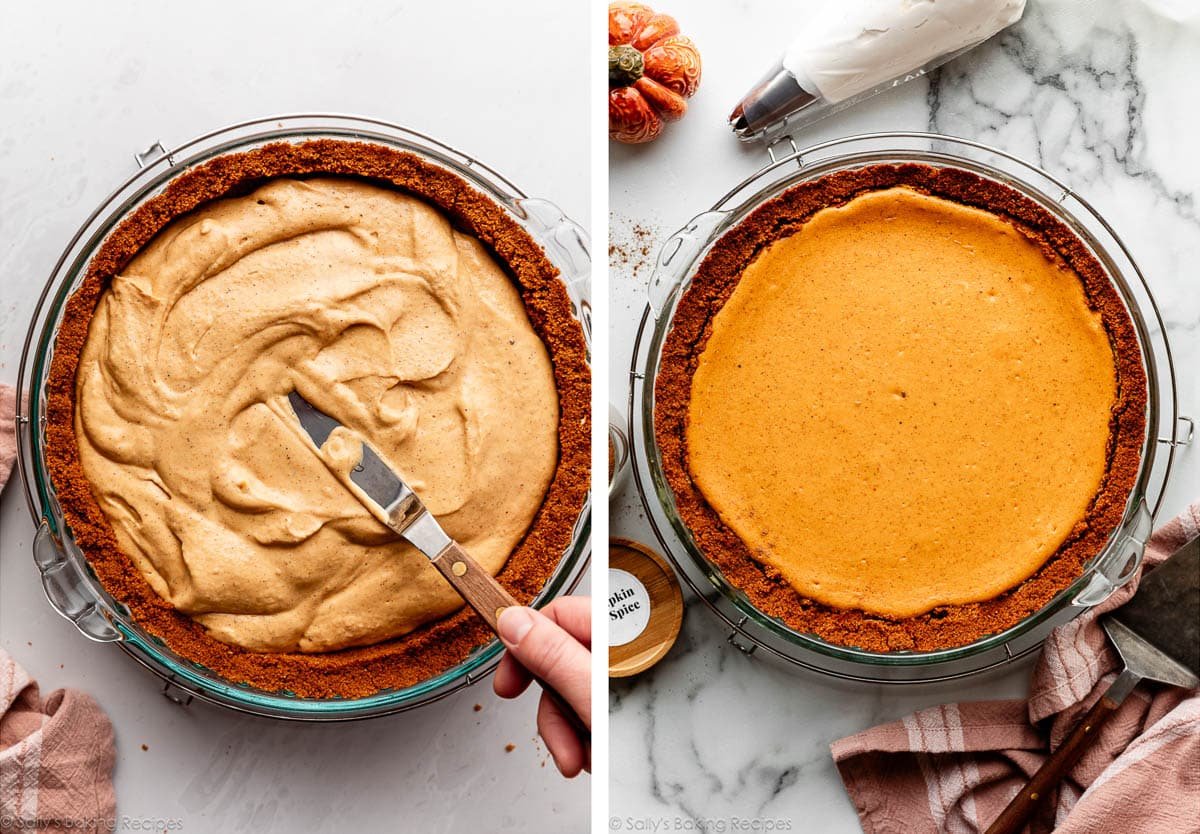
[782,0,1026,104]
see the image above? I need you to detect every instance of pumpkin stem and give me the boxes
[608,44,644,87]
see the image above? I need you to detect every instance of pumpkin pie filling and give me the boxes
[655,164,1146,651]
[46,140,590,697]
[687,187,1115,619]
[74,178,559,653]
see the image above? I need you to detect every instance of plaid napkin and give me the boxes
[832,502,1200,834]
[1,383,118,833]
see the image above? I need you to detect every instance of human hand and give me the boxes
[493,597,591,777]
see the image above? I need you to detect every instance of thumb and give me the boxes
[497,606,591,724]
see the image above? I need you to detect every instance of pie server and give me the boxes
[987,536,1200,834]
[287,390,590,743]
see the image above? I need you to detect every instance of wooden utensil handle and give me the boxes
[985,669,1139,834]
[431,540,519,632]
[430,541,591,745]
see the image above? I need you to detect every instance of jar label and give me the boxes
[609,568,651,647]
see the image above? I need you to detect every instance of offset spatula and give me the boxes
[987,537,1200,834]
[287,390,590,743]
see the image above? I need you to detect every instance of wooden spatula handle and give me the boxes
[430,541,591,745]
[985,669,1138,834]
[431,540,519,632]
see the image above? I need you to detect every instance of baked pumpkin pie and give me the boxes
[655,163,1146,652]
[46,140,590,697]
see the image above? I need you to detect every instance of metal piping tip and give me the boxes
[729,103,748,135]
[729,62,822,142]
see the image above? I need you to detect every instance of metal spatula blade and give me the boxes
[287,389,451,558]
[987,536,1200,834]
[284,389,591,744]
[1105,536,1199,688]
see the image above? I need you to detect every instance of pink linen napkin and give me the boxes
[832,502,1200,834]
[1,384,117,832]
[0,385,15,491]
[0,651,116,833]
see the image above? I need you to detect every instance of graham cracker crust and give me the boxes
[45,139,590,699]
[654,163,1146,652]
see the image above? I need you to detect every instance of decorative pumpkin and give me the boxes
[608,3,702,144]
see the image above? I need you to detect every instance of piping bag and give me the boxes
[730,0,1027,141]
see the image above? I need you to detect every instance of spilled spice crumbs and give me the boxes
[608,216,657,282]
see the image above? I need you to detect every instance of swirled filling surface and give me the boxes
[75,177,559,652]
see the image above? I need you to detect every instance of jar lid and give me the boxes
[608,538,684,677]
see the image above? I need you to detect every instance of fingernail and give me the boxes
[498,606,535,645]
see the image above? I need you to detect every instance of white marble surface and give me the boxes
[0,2,588,832]
[609,1,1199,830]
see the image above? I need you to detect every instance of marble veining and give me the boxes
[610,1,1199,830]
[930,3,1197,228]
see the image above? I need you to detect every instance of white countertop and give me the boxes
[608,0,1200,830]
[0,2,589,832]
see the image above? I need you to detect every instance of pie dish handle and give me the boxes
[33,520,123,642]
[512,197,591,341]
[1072,497,1152,608]
[512,197,590,283]
[647,210,729,319]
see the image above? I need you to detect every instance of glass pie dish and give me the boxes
[628,132,1191,684]
[15,114,592,720]
[610,403,631,499]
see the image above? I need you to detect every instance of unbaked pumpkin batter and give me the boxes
[686,187,1117,619]
[74,177,559,653]
[46,140,590,698]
